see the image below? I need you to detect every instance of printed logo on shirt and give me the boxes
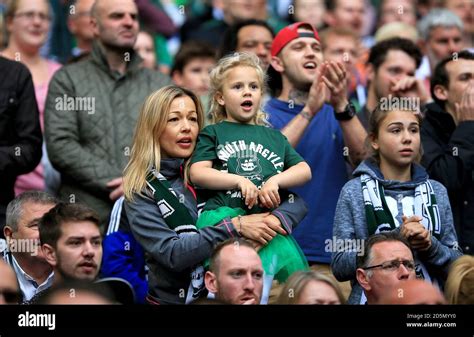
[236,152,263,183]
[217,140,285,172]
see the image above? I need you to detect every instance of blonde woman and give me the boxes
[277,270,345,304]
[2,0,61,194]
[445,255,474,304]
[123,85,295,305]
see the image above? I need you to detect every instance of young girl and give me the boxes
[189,52,311,283]
[123,85,306,304]
[331,99,462,304]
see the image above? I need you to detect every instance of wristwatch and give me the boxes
[299,109,313,121]
[334,102,356,121]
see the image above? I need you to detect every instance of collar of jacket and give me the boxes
[160,158,184,180]
[90,40,142,79]
[424,102,456,137]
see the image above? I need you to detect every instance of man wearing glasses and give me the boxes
[355,232,417,304]
[1,192,57,304]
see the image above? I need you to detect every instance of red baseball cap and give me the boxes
[271,22,320,57]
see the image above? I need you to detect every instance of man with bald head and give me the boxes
[378,279,446,304]
[0,260,21,304]
[205,239,264,305]
[45,0,170,226]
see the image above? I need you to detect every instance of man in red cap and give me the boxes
[264,22,367,299]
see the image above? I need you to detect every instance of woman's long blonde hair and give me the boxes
[208,52,268,125]
[444,255,474,304]
[123,85,204,201]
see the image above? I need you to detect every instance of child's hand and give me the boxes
[258,176,281,209]
[237,176,259,209]
[401,215,432,251]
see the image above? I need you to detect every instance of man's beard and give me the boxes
[55,256,97,282]
[102,40,135,55]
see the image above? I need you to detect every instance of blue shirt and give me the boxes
[265,98,348,263]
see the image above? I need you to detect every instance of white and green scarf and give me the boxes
[361,174,442,281]
[146,169,205,304]
[361,174,441,239]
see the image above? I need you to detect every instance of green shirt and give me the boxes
[191,121,304,211]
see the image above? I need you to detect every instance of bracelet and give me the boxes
[299,110,313,121]
[237,215,243,236]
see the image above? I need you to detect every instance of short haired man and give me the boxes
[67,0,95,57]
[359,37,426,130]
[219,19,274,71]
[1,191,57,303]
[320,27,365,110]
[422,50,474,255]
[377,0,417,28]
[45,0,171,226]
[39,279,114,304]
[205,239,264,305]
[40,202,103,284]
[0,260,21,304]
[416,9,464,83]
[265,22,367,298]
[442,0,474,48]
[356,232,417,304]
[325,0,365,38]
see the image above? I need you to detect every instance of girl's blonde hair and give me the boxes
[276,270,345,304]
[208,52,268,125]
[445,255,474,304]
[123,85,204,201]
[366,98,423,163]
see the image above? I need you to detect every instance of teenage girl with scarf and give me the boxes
[331,98,462,304]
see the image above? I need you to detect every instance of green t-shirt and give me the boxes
[191,121,304,212]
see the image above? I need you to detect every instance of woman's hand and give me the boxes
[259,176,281,209]
[232,213,287,245]
[237,176,259,209]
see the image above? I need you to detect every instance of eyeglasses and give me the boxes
[0,289,22,304]
[363,260,417,272]
[14,11,51,22]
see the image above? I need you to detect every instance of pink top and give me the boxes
[14,60,62,195]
